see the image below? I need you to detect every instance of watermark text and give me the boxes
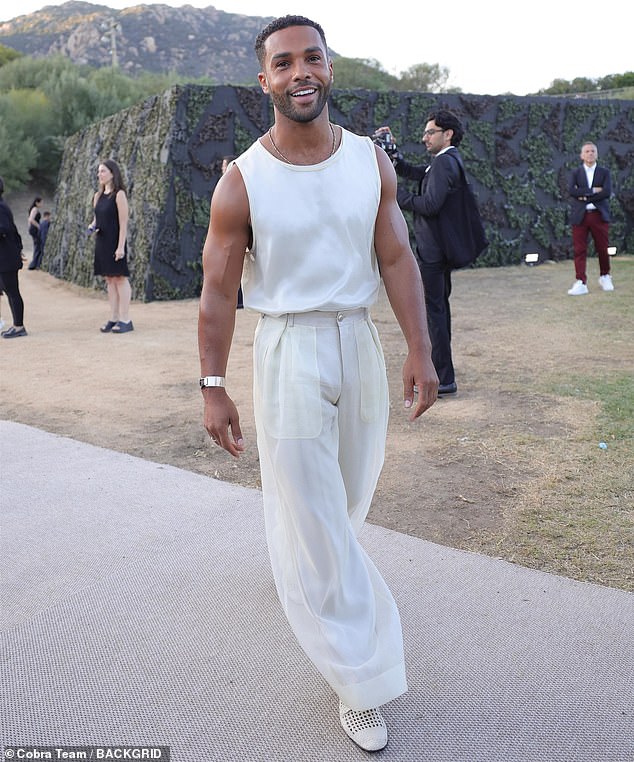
[3,747,170,761]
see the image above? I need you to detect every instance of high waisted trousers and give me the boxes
[252,308,407,710]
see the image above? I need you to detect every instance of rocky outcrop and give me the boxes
[0,1,273,82]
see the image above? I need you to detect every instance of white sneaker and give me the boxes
[567,280,589,296]
[339,701,388,751]
[598,274,614,291]
[0,319,5,332]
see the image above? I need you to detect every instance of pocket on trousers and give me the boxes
[255,320,322,439]
[355,319,388,423]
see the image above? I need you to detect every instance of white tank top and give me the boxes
[235,127,381,316]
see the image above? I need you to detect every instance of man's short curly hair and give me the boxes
[427,109,464,147]
[255,15,327,68]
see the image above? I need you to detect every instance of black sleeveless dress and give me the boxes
[94,191,129,277]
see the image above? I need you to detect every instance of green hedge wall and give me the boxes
[329,89,633,268]
[45,85,634,300]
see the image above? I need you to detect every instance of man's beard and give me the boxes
[269,80,332,123]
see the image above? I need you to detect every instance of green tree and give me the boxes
[0,55,190,187]
[607,71,634,89]
[536,72,634,98]
[0,44,21,67]
[332,57,456,93]
[396,62,451,92]
[1,88,57,151]
[332,57,398,90]
[0,54,77,91]
[537,78,573,95]
[45,68,105,135]
[0,97,38,191]
[569,76,597,93]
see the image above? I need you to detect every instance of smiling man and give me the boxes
[197,15,438,751]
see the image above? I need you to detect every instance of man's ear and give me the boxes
[258,72,269,94]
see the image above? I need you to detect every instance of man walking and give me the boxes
[567,141,614,295]
[198,15,438,752]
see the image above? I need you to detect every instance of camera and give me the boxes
[371,129,398,156]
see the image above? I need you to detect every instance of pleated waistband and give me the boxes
[264,307,369,327]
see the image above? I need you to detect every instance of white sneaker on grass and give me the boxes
[567,280,589,296]
[598,274,614,291]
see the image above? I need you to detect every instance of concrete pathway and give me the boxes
[1,420,632,761]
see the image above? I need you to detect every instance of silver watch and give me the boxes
[199,376,226,388]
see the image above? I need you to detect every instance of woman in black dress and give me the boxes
[27,196,43,270]
[89,159,133,333]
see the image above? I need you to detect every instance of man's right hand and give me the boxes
[198,162,250,460]
[374,126,392,137]
[202,388,244,458]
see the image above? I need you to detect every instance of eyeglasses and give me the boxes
[423,128,446,137]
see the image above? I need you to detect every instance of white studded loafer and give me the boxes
[339,700,388,752]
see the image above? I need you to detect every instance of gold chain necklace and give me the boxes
[268,123,337,164]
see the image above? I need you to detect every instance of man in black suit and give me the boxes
[567,141,613,295]
[378,110,468,396]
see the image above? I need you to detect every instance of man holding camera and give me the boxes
[376,110,469,396]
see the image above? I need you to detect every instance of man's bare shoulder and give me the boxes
[373,145,397,195]
[217,161,246,194]
[212,163,249,214]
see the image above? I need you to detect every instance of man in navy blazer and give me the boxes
[567,142,614,295]
[383,110,469,396]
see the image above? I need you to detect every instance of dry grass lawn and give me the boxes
[3,193,632,592]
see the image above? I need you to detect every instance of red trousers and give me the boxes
[572,211,610,284]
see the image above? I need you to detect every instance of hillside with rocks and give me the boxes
[0,1,280,82]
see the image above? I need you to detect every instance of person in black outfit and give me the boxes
[27,196,43,270]
[89,159,133,333]
[0,176,28,338]
[377,110,469,396]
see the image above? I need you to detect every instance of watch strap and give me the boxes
[199,376,226,388]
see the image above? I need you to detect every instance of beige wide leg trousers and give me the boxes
[253,308,407,710]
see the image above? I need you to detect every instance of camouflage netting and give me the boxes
[44,85,634,301]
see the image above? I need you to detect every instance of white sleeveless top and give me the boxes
[234,128,381,316]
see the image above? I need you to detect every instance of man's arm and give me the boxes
[372,126,427,182]
[115,190,128,259]
[198,165,250,457]
[568,168,589,200]
[373,146,438,419]
[396,153,455,217]
[588,167,612,202]
[393,156,428,183]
